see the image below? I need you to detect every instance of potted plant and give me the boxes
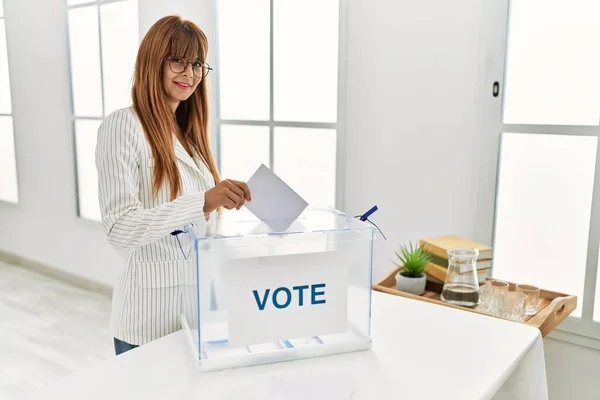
[393,242,432,295]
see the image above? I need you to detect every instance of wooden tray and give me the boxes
[373,269,577,337]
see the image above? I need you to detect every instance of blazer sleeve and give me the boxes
[95,109,207,250]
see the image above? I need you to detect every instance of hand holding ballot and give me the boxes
[204,179,252,213]
[204,164,308,226]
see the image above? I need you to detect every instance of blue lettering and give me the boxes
[253,289,270,311]
[292,285,309,306]
[273,287,292,309]
[311,283,326,305]
[253,284,327,309]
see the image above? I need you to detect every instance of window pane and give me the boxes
[220,125,269,181]
[218,0,270,121]
[75,119,102,221]
[274,0,338,123]
[0,20,11,114]
[274,127,336,207]
[493,133,597,318]
[68,6,103,117]
[100,0,138,115]
[503,0,600,125]
[68,0,95,5]
[0,116,18,203]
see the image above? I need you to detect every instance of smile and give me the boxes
[174,82,191,89]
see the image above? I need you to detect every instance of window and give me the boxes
[494,133,597,319]
[67,0,139,221]
[0,0,19,204]
[216,0,341,208]
[488,0,600,341]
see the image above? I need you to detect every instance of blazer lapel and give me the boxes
[173,137,208,181]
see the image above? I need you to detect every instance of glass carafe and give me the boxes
[440,248,480,307]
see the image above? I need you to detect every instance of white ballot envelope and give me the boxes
[244,164,308,225]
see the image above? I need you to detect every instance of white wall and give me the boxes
[0,0,215,287]
[544,338,600,399]
[343,0,485,281]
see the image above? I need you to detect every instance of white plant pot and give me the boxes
[395,271,427,295]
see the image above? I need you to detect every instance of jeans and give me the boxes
[114,337,138,355]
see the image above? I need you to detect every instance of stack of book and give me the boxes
[419,235,493,283]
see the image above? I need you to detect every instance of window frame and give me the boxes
[66,0,138,221]
[213,0,348,210]
[0,0,19,206]
[480,0,600,348]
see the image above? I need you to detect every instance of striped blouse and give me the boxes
[95,107,214,345]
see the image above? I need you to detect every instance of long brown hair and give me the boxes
[132,15,220,200]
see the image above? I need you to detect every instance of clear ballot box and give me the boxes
[179,207,375,372]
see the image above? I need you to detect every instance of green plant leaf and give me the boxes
[393,241,432,277]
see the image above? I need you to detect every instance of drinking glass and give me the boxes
[516,284,540,315]
[488,279,509,316]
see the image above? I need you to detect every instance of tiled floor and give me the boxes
[0,261,113,399]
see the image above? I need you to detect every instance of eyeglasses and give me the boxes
[165,57,213,79]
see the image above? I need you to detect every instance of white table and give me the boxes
[23,291,548,400]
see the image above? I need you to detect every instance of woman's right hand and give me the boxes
[203,179,251,213]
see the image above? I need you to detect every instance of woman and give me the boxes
[95,15,250,355]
